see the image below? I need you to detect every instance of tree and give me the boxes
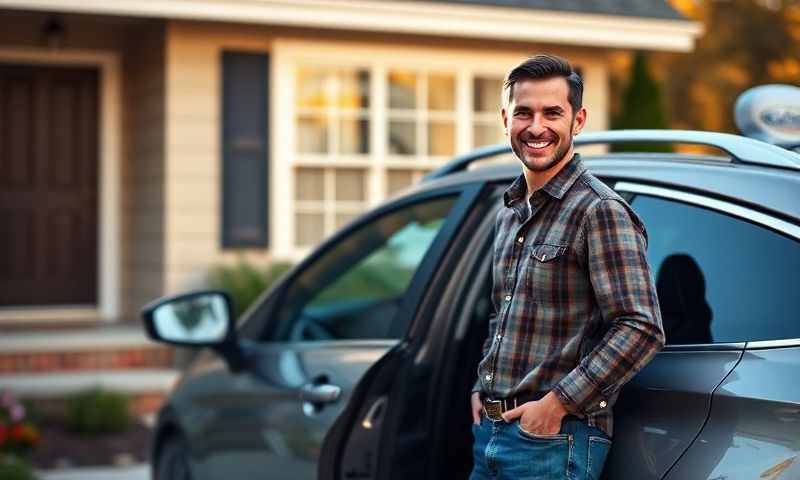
[612,52,672,152]
[663,0,800,134]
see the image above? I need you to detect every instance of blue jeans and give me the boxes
[470,413,611,480]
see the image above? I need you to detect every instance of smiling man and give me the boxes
[469,55,664,480]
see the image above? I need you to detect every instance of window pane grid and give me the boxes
[386,70,456,160]
[296,66,371,157]
[293,62,507,249]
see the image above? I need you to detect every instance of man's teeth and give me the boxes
[526,140,551,148]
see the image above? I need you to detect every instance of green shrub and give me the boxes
[66,389,130,435]
[612,52,672,153]
[208,260,293,317]
[0,454,37,480]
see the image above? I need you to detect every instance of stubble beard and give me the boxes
[513,131,574,173]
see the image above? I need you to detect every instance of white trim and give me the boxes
[0,369,178,397]
[0,0,702,52]
[746,339,800,349]
[0,48,122,322]
[615,182,800,240]
[0,307,100,324]
[0,325,152,352]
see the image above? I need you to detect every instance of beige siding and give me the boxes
[122,23,167,317]
[163,21,275,294]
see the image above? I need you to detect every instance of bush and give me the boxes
[0,454,37,480]
[208,260,293,317]
[66,389,131,435]
[612,52,672,153]
[0,390,40,457]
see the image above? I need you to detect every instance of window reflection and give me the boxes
[296,67,328,109]
[389,70,417,109]
[631,194,800,344]
[389,120,416,155]
[297,114,328,153]
[339,69,370,109]
[473,77,503,112]
[428,74,455,111]
[274,196,456,341]
[339,117,369,154]
[428,121,455,156]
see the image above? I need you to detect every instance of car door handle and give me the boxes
[300,383,341,404]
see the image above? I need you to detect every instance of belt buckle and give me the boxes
[483,399,503,421]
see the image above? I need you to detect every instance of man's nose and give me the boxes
[527,114,546,136]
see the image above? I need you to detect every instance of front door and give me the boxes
[0,64,98,306]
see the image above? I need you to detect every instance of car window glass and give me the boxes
[630,194,800,344]
[269,195,457,342]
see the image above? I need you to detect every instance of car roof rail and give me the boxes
[423,129,800,181]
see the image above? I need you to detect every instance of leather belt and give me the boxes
[481,391,547,421]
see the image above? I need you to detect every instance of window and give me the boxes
[472,76,504,148]
[271,196,457,342]
[290,61,509,250]
[295,67,371,246]
[630,194,800,344]
[387,70,456,157]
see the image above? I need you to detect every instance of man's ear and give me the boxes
[572,107,587,135]
[501,108,509,135]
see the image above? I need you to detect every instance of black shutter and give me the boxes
[221,51,269,248]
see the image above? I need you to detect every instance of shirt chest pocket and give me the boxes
[531,244,567,263]
[526,243,569,304]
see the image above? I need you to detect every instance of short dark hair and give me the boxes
[504,54,583,114]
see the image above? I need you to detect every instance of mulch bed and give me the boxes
[29,421,152,469]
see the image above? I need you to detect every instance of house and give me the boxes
[0,0,699,411]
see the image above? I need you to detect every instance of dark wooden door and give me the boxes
[0,64,98,306]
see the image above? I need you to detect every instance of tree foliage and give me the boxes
[663,0,800,133]
[612,52,672,152]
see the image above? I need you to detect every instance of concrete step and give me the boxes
[1,369,179,416]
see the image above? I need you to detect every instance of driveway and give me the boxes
[39,464,149,480]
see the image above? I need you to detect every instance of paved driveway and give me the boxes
[40,464,149,480]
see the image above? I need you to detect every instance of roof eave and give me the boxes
[0,0,702,51]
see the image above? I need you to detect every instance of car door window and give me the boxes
[630,194,800,345]
[269,195,458,342]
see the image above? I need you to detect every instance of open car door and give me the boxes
[319,182,494,480]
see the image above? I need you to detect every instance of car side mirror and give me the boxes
[142,290,245,371]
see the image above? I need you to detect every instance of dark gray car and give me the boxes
[143,124,800,480]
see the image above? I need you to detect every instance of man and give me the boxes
[469,55,664,480]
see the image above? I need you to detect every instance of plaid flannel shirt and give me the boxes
[474,153,664,437]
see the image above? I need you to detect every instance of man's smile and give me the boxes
[522,138,555,151]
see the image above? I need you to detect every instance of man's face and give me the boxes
[502,77,587,173]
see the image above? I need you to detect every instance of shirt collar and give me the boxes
[503,153,585,208]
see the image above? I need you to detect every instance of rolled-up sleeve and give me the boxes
[553,199,664,415]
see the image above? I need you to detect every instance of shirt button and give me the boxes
[485,374,493,381]
[504,295,512,301]
[599,400,607,409]
[496,334,502,340]
[517,237,524,243]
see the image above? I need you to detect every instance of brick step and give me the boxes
[0,325,174,373]
[0,347,173,373]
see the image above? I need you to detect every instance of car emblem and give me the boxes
[735,84,800,149]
